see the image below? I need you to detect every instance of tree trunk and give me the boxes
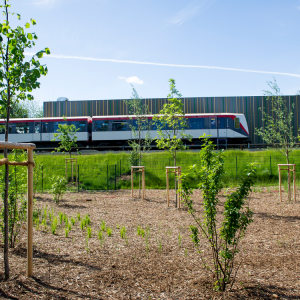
[4,93,11,280]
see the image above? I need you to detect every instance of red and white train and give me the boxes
[0,113,250,148]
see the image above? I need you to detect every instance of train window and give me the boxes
[69,121,86,132]
[234,118,240,129]
[16,123,29,134]
[210,118,216,129]
[34,122,40,133]
[54,122,67,132]
[42,122,49,133]
[94,120,108,131]
[112,120,127,131]
[9,124,13,134]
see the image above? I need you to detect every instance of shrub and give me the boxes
[50,175,67,204]
[180,135,256,292]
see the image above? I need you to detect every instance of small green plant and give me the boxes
[145,225,151,252]
[65,228,69,237]
[59,212,63,224]
[106,227,112,237]
[70,217,76,226]
[87,226,92,238]
[77,213,81,221]
[85,214,91,225]
[137,225,145,237]
[50,175,67,204]
[68,223,72,231]
[51,217,58,235]
[80,219,86,230]
[178,233,182,248]
[120,226,127,239]
[42,218,47,229]
[184,248,188,257]
[98,230,105,247]
[100,220,106,232]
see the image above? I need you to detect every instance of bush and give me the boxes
[50,175,67,204]
[180,135,256,292]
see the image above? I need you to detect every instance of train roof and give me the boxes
[0,116,92,122]
[92,113,245,119]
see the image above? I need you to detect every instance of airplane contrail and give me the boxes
[24,52,300,78]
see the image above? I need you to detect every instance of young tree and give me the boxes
[52,118,80,158]
[126,85,151,197]
[255,78,297,200]
[180,135,256,291]
[153,78,191,207]
[0,0,49,280]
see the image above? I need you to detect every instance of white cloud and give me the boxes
[24,52,300,79]
[118,76,144,85]
[166,0,215,26]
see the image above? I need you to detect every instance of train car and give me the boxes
[91,113,250,146]
[0,116,92,148]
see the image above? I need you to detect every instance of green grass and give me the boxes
[4,149,300,191]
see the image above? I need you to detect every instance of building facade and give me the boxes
[43,95,300,144]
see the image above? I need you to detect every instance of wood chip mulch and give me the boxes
[0,188,299,299]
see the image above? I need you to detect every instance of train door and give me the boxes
[41,121,50,141]
[218,117,227,137]
[33,121,41,141]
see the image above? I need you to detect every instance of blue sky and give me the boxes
[10,0,300,104]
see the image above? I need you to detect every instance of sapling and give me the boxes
[68,223,72,231]
[180,135,256,292]
[65,228,69,238]
[80,219,86,230]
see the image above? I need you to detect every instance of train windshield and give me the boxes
[189,118,205,129]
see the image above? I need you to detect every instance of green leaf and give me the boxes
[37,51,43,58]
[45,47,50,55]
[25,22,30,29]
[27,33,33,40]
[30,18,36,25]
[17,14,21,20]
[0,35,2,42]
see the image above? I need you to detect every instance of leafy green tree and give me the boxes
[255,78,297,164]
[180,135,256,292]
[52,117,80,157]
[153,78,191,207]
[0,98,29,118]
[255,78,297,200]
[126,85,151,197]
[0,0,49,279]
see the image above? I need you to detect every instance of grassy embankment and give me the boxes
[23,149,300,191]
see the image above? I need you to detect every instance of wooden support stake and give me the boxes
[131,167,133,198]
[279,166,282,202]
[166,169,169,207]
[278,164,296,203]
[294,165,296,203]
[27,148,33,277]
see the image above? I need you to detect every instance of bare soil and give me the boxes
[0,188,300,299]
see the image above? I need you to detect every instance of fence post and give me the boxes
[270,156,272,176]
[120,159,121,176]
[107,165,108,191]
[115,164,117,190]
[41,165,43,193]
[78,165,80,192]
[236,156,237,180]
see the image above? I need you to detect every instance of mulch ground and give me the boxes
[0,188,300,299]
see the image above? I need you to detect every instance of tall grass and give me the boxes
[4,149,300,191]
